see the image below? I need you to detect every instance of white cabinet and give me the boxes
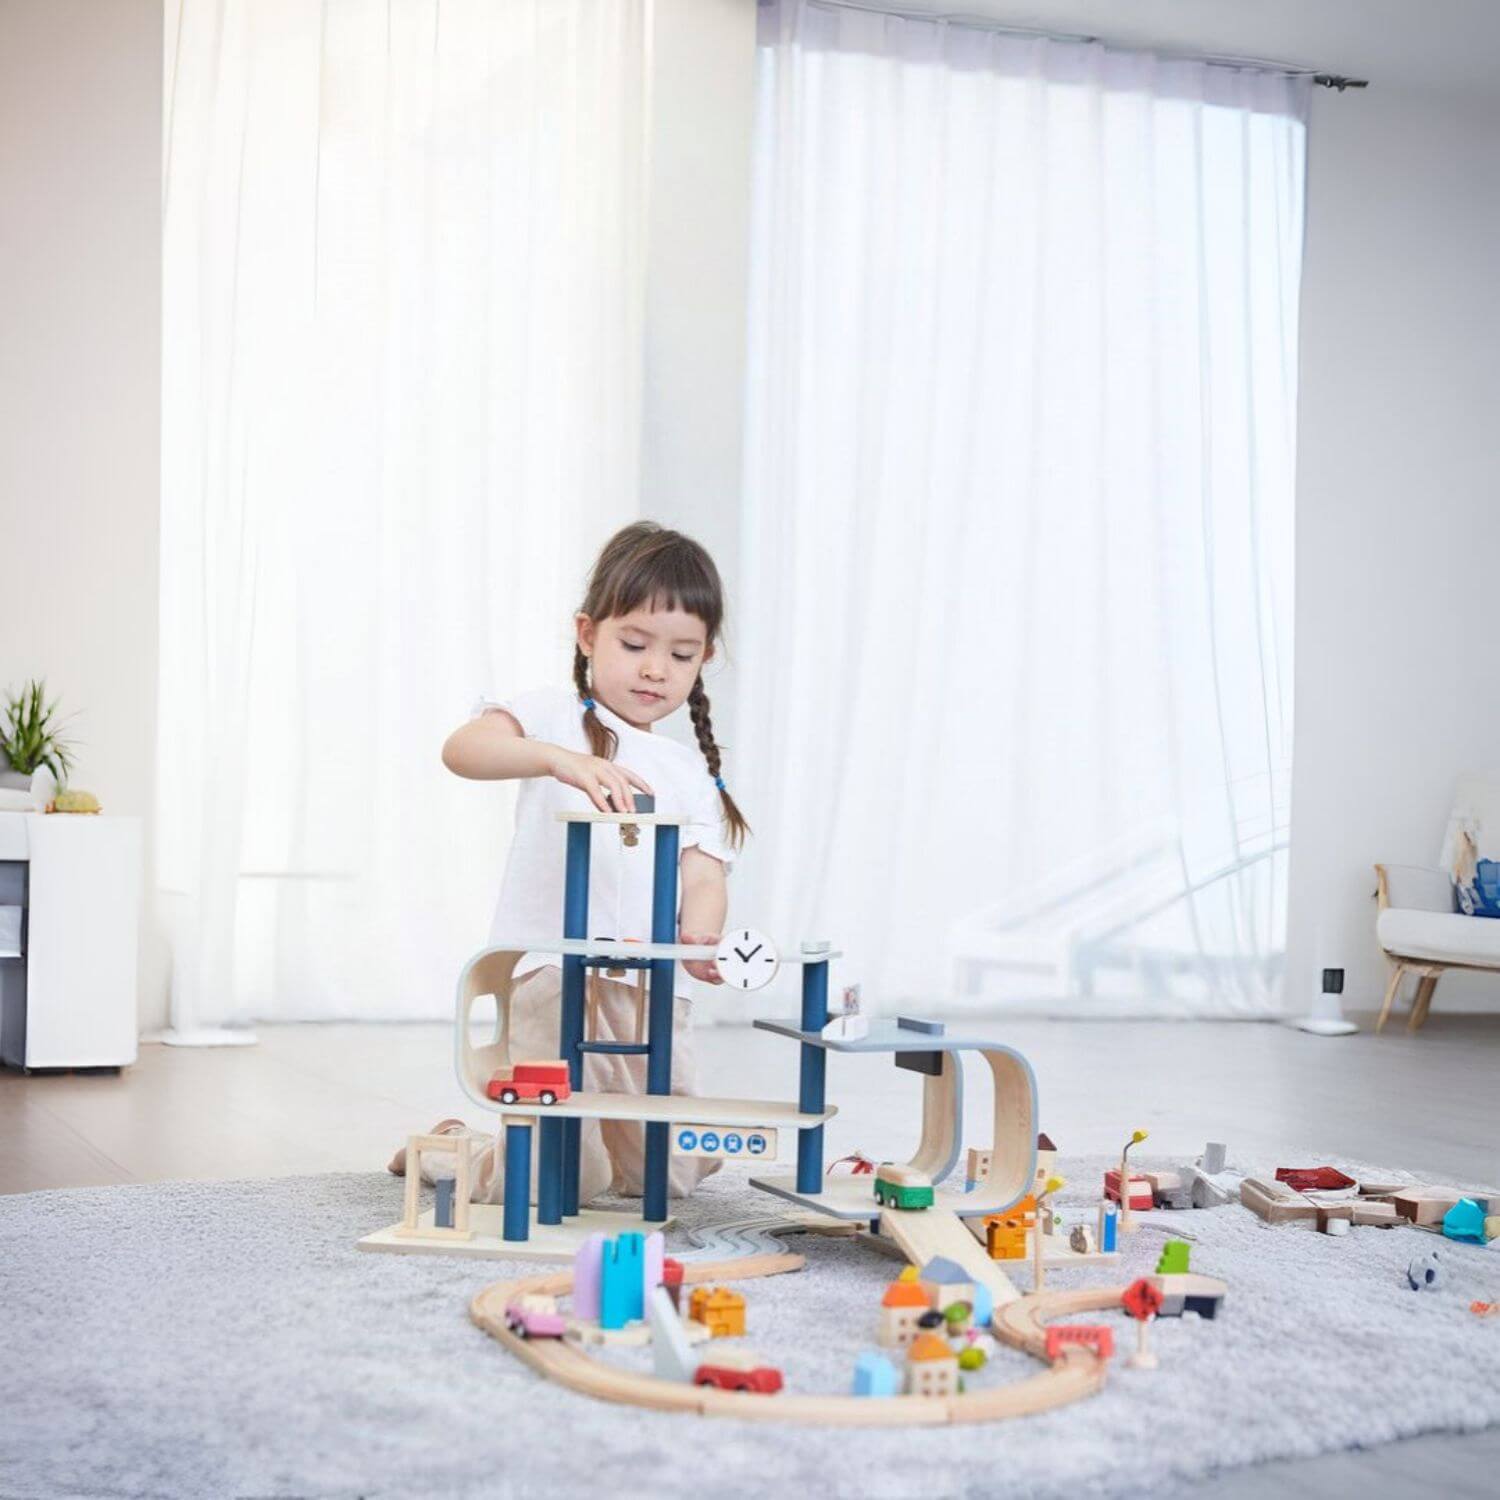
[0,812,141,1070]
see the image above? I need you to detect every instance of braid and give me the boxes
[572,645,616,761]
[688,677,750,850]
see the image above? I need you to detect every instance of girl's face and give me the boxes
[577,602,714,730]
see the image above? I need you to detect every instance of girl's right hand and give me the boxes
[547,748,653,814]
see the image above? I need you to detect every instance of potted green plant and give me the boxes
[0,680,76,802]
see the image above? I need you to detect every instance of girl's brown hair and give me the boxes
[573,521,749,849]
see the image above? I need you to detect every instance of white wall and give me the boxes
[1285,83,1500,1016]
[0,0,168,1032]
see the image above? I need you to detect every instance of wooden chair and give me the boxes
[1374,864,1500,1032]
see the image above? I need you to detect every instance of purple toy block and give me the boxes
[573,1232,606,1322]
[644,1231,665,1295]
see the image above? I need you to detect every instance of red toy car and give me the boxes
[693,1351,783,1395]
[487,1059,572,1106]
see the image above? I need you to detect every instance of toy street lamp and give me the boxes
[1118,1129,1148,1234]
[1032,1174,1065,1291]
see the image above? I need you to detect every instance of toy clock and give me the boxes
[713,928,780,991]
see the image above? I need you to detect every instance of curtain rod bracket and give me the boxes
[1313,75,1370,92]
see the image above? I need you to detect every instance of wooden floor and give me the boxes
[4,1009,1497,1494]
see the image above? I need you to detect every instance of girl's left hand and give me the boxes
[679,932,722,984]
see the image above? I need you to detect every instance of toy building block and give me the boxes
[1098,1200,1119,1252]
[965,1146,992,1192]
[1189,1169,1233,1209]
[905,1332,961,1397]
[689,1285,747,1339]
[1156,1240,1191,1275]
[601,1233,646,1329]
[1070,1223,1096,1255]
[957,1344,987,1371]
[1275,1166,1357,1193]
[434,1177,457,1230]
[1324,1216,1351,1237]
[1200,1142,1228,1175]
[648,1285,696,1383]
[573,1232,606,1322]
[1486,1217,1500,1242]
[1240,1176,1318,1225]
[1351,1200,1399,1227]
[919,1255,975,1311]
[985,1220,1028,1260]
[879,1280,930,1348]
[1103,1170,1154,1211]
[1394,1188,1463,1227]
[1152,1272,1227,1320]
[1406,1250,1442,1291]
[644,1230,665,1293]
[852,1351,899,1397]
[1444,1199,1488,1243]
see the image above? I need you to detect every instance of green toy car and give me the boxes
[872,1163,935,1210]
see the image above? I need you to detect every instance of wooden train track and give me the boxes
[471,1254,1127,1426]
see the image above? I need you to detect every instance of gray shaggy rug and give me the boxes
[1,1155,1497,1499]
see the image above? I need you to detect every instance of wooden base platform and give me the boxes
[357,1203,668,1262]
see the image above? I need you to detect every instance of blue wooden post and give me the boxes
[559,819,591,1216]
[537,1116,563,1225]
[503,1121,533,1242]
[642,821,680,1224]
[797,960,829,1193]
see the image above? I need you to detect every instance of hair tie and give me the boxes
[714,776,726,792]
[582,696,596,712]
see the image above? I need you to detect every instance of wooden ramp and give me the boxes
[877,1206,1021,1307]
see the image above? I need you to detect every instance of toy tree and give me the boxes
[1121,1276,1164,1369]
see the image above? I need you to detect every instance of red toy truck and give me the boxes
[487,1059,572,1106]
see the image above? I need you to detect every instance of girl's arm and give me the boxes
[441,709,650,813]
[679,846,727,985]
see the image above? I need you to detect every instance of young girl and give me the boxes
[434,521,749,1205]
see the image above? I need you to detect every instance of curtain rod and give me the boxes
[790,0,1371,90]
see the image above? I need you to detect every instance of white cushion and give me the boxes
[1377,907,1500,967]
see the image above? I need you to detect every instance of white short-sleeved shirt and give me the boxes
[476,685,733,996]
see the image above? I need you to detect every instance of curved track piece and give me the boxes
[472,1255,1132,1427]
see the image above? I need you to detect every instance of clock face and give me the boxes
[713,927,780,991]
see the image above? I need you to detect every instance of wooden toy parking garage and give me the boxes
[361,805,1230,1425]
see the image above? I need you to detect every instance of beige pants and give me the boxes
[499,965,721,1205]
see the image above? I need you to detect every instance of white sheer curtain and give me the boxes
[733,0,1306,1018]
[158,0,650,1031]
